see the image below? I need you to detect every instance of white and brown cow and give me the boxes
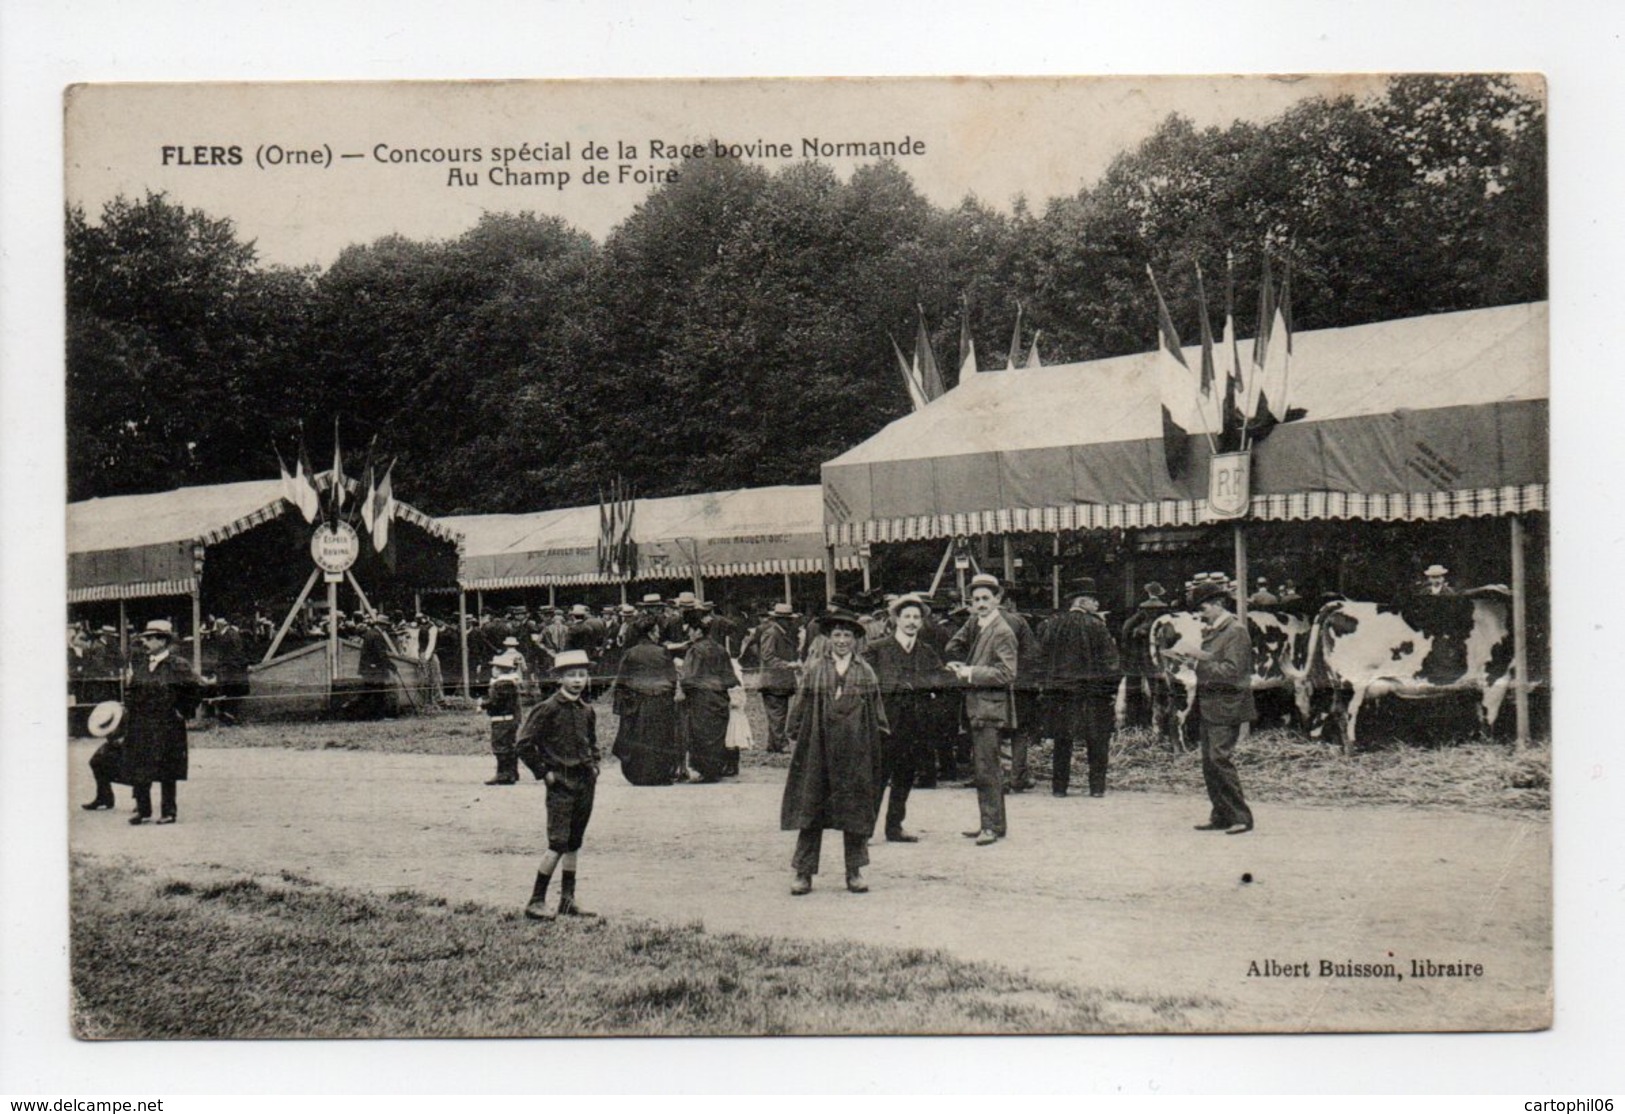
[1144,608,1313,747]
[1301,591,1515,753]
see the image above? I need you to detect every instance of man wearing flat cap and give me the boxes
[1040,578,1120,797]
[1169,584,1255,835]
[944,573,1018,845]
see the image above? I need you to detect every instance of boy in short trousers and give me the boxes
[516,649,601,921]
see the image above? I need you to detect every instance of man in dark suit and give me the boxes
[1173,583,1256,835]
[1040,578,1120,797]
[864,594,948,842]
[755,602,800,753]
[945,573,1018,845]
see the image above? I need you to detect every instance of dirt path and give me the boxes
[69,741,1550,1032]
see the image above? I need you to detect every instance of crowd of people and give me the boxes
[74,558,1472,910]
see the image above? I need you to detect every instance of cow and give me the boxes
[1142,608,1313,748]
[1301,590,1514,753]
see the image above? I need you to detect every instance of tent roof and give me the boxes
[441,485,857,588]
[68,479,288,555]
[829,302,1546,468]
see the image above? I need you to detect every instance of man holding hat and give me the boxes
[863,593,949,841]
[1040,578,1120,797]
[518,648,602,921]
[1170,583,1256,835]
[780,609,888,893]
[756,602,800,753]
[944,573,1019,845]
[122,619,202,825]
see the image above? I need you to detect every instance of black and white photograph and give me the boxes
[49,72,1558,1043]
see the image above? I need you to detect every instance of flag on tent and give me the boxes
[293,430,321,524]
[1246,253,1276,433]
[890,332,929,411]
[958,294,977,378]
[1250,254,1302,440]
[1193,263,1225,438]
[1220,253,1248,450]
[1147,265,1203,480]
[275,446,298,512]
[1006,303,1024,370]
[1024,331,1043,368]
[369,461,396,553]
[328,418,347,521]
[914,306,947,400]
[358,455,378,538]
[597,477,637,578]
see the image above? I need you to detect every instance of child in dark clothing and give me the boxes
[515,649,601,921]
[482,657,525,785]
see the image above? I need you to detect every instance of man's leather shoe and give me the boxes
[524,901,556,921]
[81,801,113,811]
[962,829,984,838]
[790,874,812,896]
[885,830,919,843]
[846,872,869,893]
[1193,822,1226,831]
[157,815,177,825]
[484,777,517,786]
[1052,788,1067,798]
[129,815,149,826]
[558,897,598,917]
[974,830,998,846]
[1225,822,1254,835]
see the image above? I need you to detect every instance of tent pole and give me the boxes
[1233,523,1249,625]
[1510,514,1531,749]
[1234,522,1249,743]
[191,584,203,676]
[477,589,485,616]
[1052,533,1061,612]
[783,571,793,606]
[263,568,321,664]
[824,545,836,606]
[457,589,471,699]
[926,539,954,599]
[620,581,628,606]
[1124,547,1136,616]
[118,598,129,660]
[861,553,871,592]
[1002,536,1015,583]
[327,579,340,701]
[413,591,422,617]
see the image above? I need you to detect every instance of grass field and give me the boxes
[191,697,1550,814]
[71,856,1212,1038]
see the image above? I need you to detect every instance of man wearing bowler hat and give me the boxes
[863,593,948,841]
[121,619,202,825]
[944,573,1018,845]
[1171,583,1256,835]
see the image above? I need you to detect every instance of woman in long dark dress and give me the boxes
[779,610,887,894]
[122,619,202,825]
[677,611,737,783]
[610,616,681,785]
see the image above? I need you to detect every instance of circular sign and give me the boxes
[310,521,361,574]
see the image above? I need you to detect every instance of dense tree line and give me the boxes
[67,75,1545,511]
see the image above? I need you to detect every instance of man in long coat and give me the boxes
[1040,579,1121,797]
[945,574,1018,845]
[677,611,737,782]
[863,594,948,842]
[780,610,887,894]
[122,619,202,824]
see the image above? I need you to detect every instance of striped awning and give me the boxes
[68,578,197,604]
[460,554,861,591]
[826,483,1548,546]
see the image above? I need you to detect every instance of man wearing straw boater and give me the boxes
[1173,582,1256,835]
[944,573,1019,845]
[518,648,601,921]
[755,601,800,754]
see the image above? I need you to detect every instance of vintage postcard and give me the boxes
[62,75,1549,1038]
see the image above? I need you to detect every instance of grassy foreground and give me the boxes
[72,857,1207,1038]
